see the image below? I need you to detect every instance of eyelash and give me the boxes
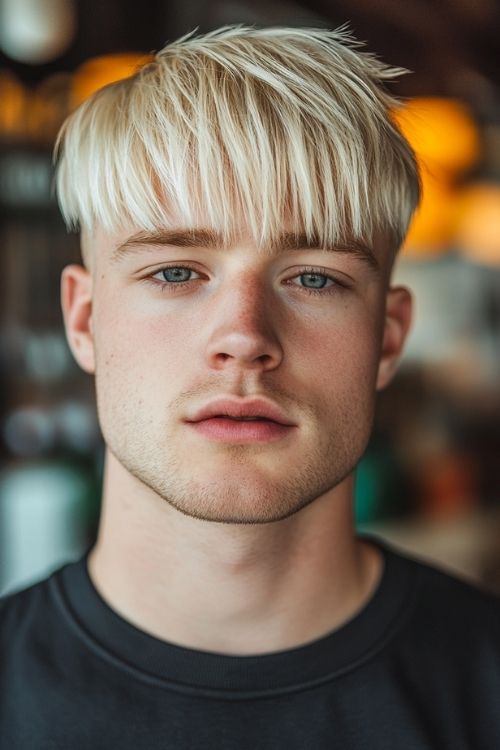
[145,265,345,297]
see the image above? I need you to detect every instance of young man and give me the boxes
[1,24,499,749]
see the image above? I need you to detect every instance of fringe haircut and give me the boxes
[54,24,421,256]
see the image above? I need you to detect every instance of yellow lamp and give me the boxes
[71,53,153,109]
[401,170,458,258]
[393,97,480,179]
[0,70,27,138]
[453,183,500,265]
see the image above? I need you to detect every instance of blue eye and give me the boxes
[160,267,196,284]
[297,271,331,291]
[147,265,343,297]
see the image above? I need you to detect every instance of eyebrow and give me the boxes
[111,228,380,273]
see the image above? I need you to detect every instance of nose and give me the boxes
[204,273,284,373]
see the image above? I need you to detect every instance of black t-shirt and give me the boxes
[1,533,500,749]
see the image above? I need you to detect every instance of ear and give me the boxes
[60,264,95,374]
[376,285,413,391]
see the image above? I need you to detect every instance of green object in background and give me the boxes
[0,459,92,596]
[354,450,384,525]
[354,438,412,526]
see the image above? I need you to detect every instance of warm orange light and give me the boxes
[26,73,73,144]
[0,70,27,138]
[401,171,457,257]
[393,97,480,179]
[454,183,500,265]
[71,53,154,109]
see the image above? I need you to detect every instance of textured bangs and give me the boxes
[54,24,420,253]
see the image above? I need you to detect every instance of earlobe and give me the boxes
[376,286,413,391]
[60,264,95,374]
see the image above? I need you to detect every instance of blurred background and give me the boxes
[1,0,500,596]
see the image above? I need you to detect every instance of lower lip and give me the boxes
[186,418,295,443]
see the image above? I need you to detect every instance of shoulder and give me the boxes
[372,533,500,607]
[381,540,500,653]
[371,539,500,738]
[402,546,500,613]
[0,564,73,645]
[0,576,49,634]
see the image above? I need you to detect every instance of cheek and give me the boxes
[93,298,192,398]
[293,308,381,393]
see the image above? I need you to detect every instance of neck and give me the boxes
[87,450,383,656]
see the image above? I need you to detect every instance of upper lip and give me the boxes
[186,397,296,426]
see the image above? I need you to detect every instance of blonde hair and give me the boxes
[54,24,420,257]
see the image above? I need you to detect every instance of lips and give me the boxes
[187,415,294,443]
[187,397,295,426]
[211,416,271,422]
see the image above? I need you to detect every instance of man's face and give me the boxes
[63,221,410,524]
